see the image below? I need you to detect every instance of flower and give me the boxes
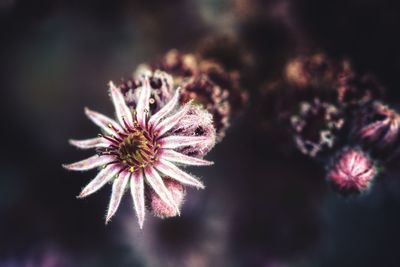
[352,101,400,157]
[63,78,214,228]
[326,147,377,195]
[290,98,344,158]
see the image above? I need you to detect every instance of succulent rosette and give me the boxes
[63,75,215,228]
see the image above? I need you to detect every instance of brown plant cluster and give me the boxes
[259,53,399,195]
[120,49,248,141]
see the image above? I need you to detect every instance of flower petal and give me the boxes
[78,164,121,198]
[69,137,109,150]
[136,78,151,127]
[144,166,180,215]
[155,101,193,138]
[160,149,214,166]
[155,159,205,189]
[159,135,210,149]
[62,155,114,171]
[148,88,180,128]
[85,107,122,135]
[106,170,130,224]
[109,81,133,128]
[130,170,145,229]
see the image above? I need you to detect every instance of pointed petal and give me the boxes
[69,137,109,149]
[85,107,122,135]
[155,101,192,137]
[155,159,205,189]
[144,166,180,215]
[106,170,130,224]
[62,155,114,171]
[78,164,121,198]
[160,149,214,166]
[148,88,180,127]
[136,78,151,127]
[109,81,133,128]
[130,170,145,229]
[159,135,210,149]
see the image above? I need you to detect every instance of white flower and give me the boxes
[63,76,213,228]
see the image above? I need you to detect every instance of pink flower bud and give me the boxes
[327,148,377,195]
[352,101,400,157]
[172,105,217,157]
[148,178,186,218]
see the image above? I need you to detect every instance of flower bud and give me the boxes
[327,147,377,195]
[352,101,400,157]
[181,76,230,141]
[148,178,186,218]
[172,105,217,157]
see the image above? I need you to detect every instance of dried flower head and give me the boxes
[291,99,344,157]
[327,147,377,195]
[63,77,215,228]
[120,69,175,113]
[121,65,234,141]
[151,49,248,140]
[155,50,247,112]
[352,101,400,157]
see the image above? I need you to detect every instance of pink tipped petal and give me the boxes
[159,135,210,149]
[109,81,133,128]
[130,170,145,229]
[155,101,193,137]
[149,88,180,127]
[106,170,130,224]
[160,149,214,166]
[144,167,180,215]
[155,159,205,189]
[85,107,122,135]
[69,137,109,149]
[136,78,151,127]
[62,155,114,171]
[78,164,120,198]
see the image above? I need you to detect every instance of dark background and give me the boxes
[1,0,400,266]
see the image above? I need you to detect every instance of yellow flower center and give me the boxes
[118,131,155,170]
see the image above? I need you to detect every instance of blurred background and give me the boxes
[1,0,400,266]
